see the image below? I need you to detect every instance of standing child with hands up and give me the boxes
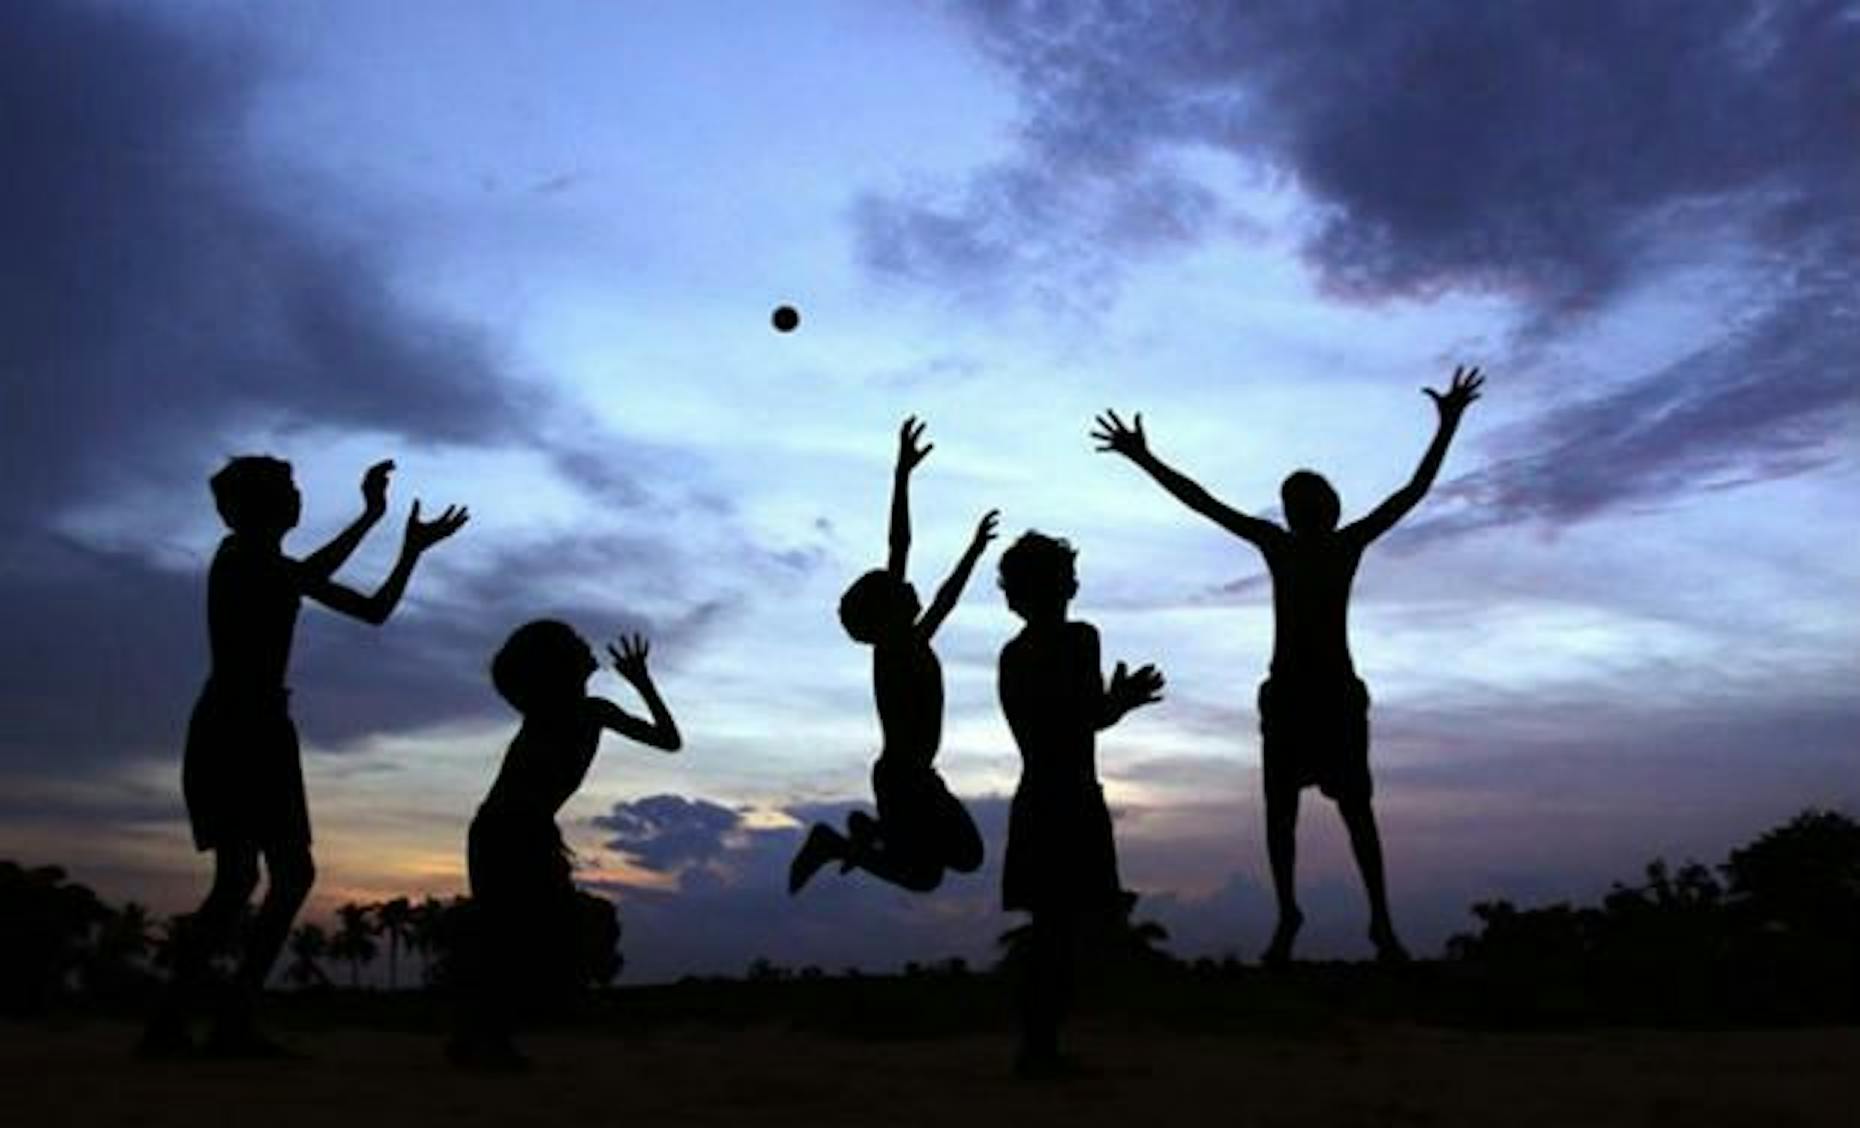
[143,457,468,1059]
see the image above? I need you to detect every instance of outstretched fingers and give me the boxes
[1091,408,1146,454]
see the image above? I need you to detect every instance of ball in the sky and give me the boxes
[771,305,800,333]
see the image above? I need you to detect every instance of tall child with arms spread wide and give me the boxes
[789,417,996,894]
[1093,366,1483,964]
[449,624,680,1070]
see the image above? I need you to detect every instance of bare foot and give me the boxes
[1370,921,1410,964]
[1260,908,1304,968]
[788,824,847,894]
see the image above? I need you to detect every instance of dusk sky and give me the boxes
[4,1,1855,982]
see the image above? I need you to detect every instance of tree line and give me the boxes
[5,808,1854,1023]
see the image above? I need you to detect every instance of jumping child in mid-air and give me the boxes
[997,531,1164,1077]
[143,457,468,1058]
[1093,365,1484,964]
[789,417,995,894]
[448,623,681,1071]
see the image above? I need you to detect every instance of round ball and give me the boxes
[771,305,800,333]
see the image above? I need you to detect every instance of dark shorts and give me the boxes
[466,812,613,995]
[1002,778,1122,915]
[182,685,308,852]
[1258,675,1372,803]
[872,758,984,873]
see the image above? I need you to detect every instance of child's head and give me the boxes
[491,619,597,715]
[210,456,301,535]
[1280,470,1340,534]
[997,531,1078,623]
[839,570,920,644]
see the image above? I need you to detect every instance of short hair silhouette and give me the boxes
[1280,470,1340,534]
[997,532,1078,617]
[838,569,905,644]
[209,456,294,533]
[491,620,588,715]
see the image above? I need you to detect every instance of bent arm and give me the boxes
[297,543,419,626]
[594,683,681,752]
[300,509,382,581]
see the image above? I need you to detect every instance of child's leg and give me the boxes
[201,843,312,1052]
[143,845,260,1048]
[934,786,984,875]
[842,826,943,892]
[1016,909,1075,1072]
[1262,787,1303,965]
[1336,796,1407,961]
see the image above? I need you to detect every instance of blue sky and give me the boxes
[3,0,1856,982]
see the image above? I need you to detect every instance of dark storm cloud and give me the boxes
[593,794,746,874]
[0,3,530,527]
[861,0,1859,524]
[0,5,802,777]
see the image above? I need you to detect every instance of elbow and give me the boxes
[660,731,684,753]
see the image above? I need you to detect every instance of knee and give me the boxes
[210,851,262,906]
[947,839,984,875]
[267,849,317,904]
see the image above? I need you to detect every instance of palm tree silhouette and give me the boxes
[372,897,414,990]
[328,902,379,988]
[283,924,332,990]
[407,896,446,987]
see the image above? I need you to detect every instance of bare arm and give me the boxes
[1093,410,1281,549]
[1100,661,1165,728]
[886,417,932,579]
[1344,366,1483,546]
[916,509,999,641]
[601,634,681,751]
[300,500,468,625]
[300,460,393,580]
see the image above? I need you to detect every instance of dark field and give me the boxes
[6,973,1856,1127]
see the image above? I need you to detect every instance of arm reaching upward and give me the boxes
[917,509,999,641]
[1093,410,1281,549]
[301,460,394,580]
[887,417,933,579]
[1344,365,1483,546]
[599,634,681,751]
[300,499,469,625]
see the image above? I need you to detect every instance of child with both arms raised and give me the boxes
[789,417,996,895]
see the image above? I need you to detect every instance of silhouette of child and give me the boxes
[997,531,1163,1077]
[448,623,680,1071]
[1093,366,1484,964]
[142,457,468,1058]
[789,417,995,895]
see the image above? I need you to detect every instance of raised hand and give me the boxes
[896,416,933,475]
[1424,365,1484,420]
[608,634,652,685]
[970,508,1001,552]
[1109,660,1166,713]
[403,500,469,553]
[1091,410,1149,460]
[361,460,395,516]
